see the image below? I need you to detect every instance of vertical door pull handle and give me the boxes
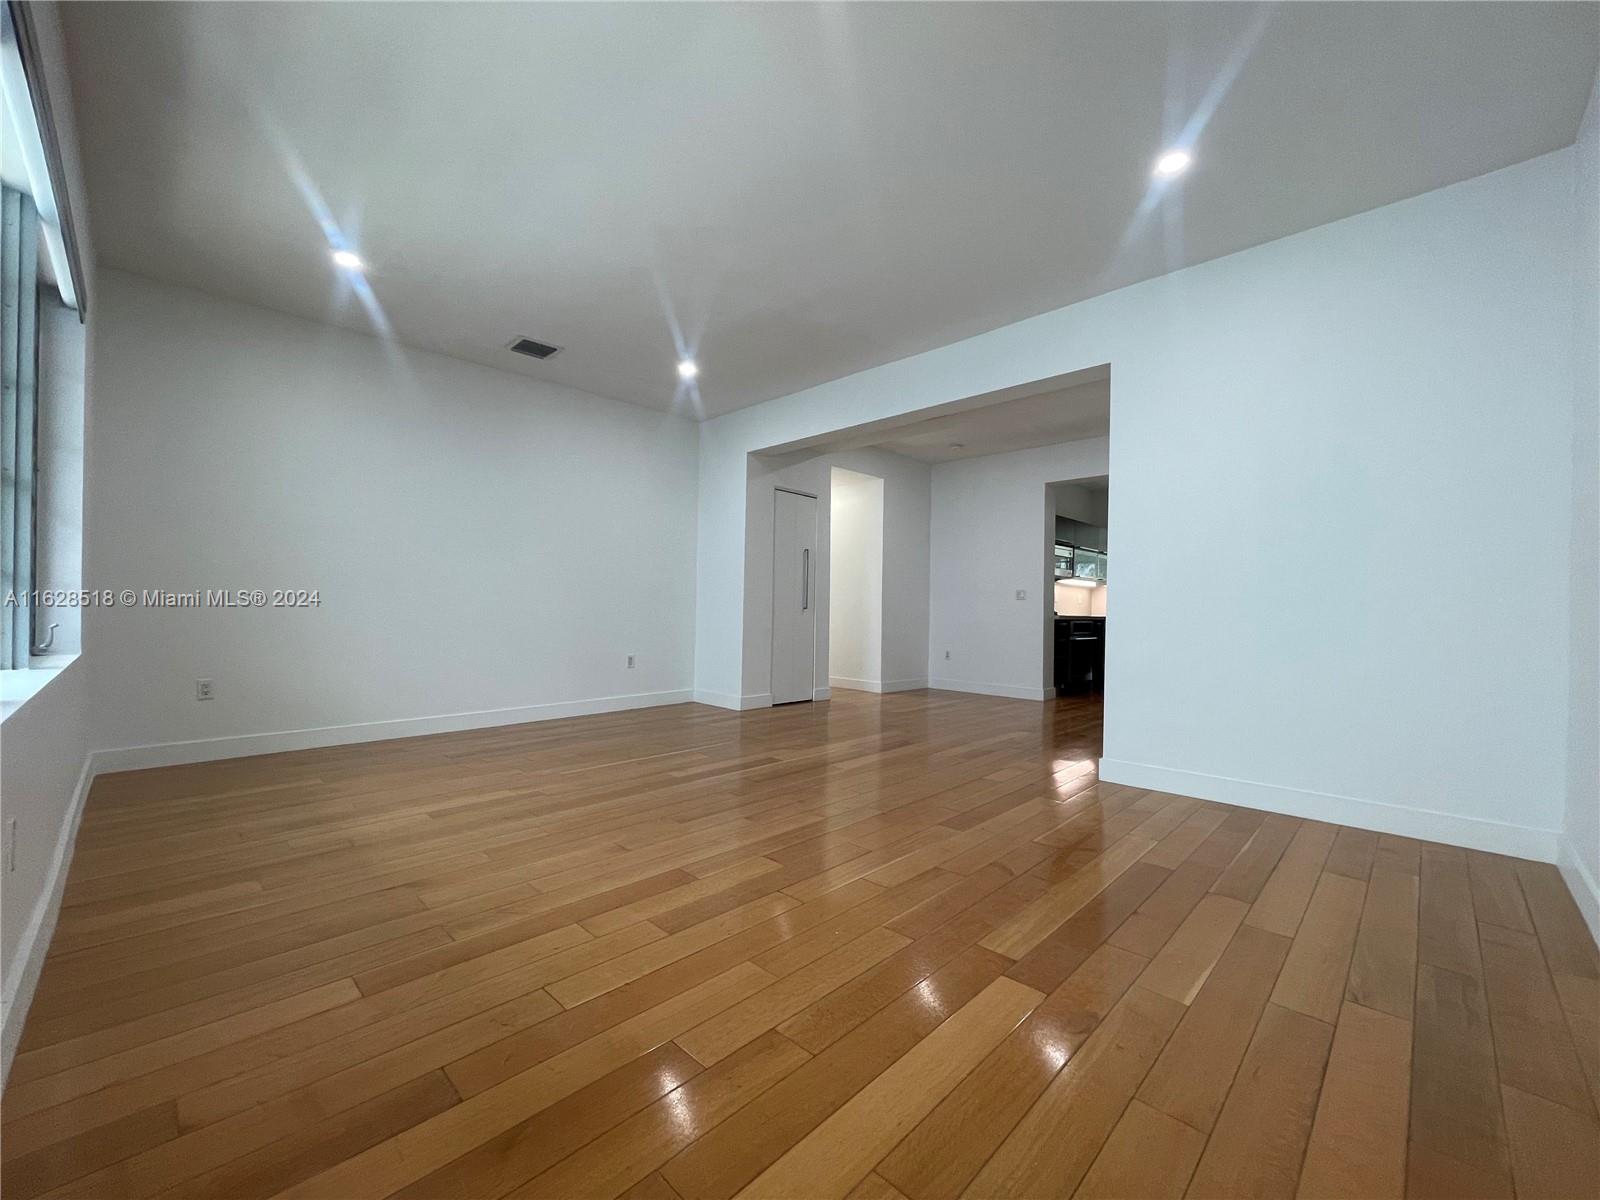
[802,549,810,611]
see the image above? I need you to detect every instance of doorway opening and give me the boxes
[828,467,885,692]
[1049,476,1109,697]
[746,362,1106,712]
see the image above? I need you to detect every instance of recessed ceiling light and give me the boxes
[331,249,364,270]
[1153,149,1193,179]
[677,359,699,380]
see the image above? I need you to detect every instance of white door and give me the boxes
[771,489,818,704]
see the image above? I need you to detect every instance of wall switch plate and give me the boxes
[626,654,636,669]
[1015,589,1027,601]
[196,679,215,701]
[944,650,951,660]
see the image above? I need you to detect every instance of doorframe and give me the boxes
[770,487,820,705]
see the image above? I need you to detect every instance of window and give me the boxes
[3,2,86,675]
[1,182,41,669]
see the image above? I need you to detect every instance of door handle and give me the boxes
[801,549,810,611]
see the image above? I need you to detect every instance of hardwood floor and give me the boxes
[5,689,1597,1199]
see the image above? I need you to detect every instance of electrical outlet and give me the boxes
[7,817,17,873]
[626,654,636,669]
[1015,589,1027,601]
[195,678,215,701]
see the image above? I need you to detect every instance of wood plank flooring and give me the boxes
[4,689,1597,1199]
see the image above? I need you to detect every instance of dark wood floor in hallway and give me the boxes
[4,689,1597,1200]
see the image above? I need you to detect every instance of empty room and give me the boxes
[1,3,1597,1198]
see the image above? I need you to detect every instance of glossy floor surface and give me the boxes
[4,690,1598,1199]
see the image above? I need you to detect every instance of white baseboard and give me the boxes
[928,677,1049,702]
[1098,757,1562,863]
[92,689,695,774]
[691,690,773,711]
[1558,836,1600,947]
[812,687,832,701]
[828,676,929,694]
[2,753,94,1087]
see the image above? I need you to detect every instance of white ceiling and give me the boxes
[61,3,1598,419]
[874,378,1109,463]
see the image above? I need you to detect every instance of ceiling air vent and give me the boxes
[507,336,561,360]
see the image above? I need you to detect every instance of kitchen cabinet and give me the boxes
[1072,547,1106,583]
[1054,617,1105,693]
[1055,517,1106,552]
[1054,519,1108,581]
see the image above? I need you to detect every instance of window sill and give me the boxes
[1,654,81,723]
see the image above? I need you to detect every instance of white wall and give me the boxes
[874,453,934,693]
[726,446,929,709]
[85,271,700,762]
[1051,482,1101,526]
[828,468,884,690]
[929,438,1109,699]
[0,659,89,1076]
[1564,70,1600,937]
[696,148,1578,860]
